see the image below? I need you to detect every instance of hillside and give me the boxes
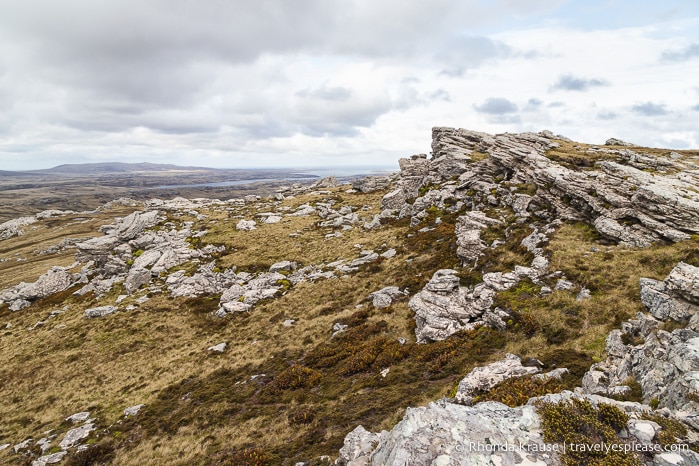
[1,129,699,465]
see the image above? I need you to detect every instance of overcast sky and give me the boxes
[0,0,698,171]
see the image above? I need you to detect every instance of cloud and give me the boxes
[597,112,617,120]
[692,104,699,111]
[661,43,699,61]
[524,98,543,112]
[632,102,669,116]
[550,74,609,91]
[474,97,518,114]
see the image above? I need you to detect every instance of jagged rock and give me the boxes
[264,215,283,224]
[9,299,31,311]
[85,306,118,318]
[576,287,591,300]
[113,211,159,241]
[455,212,501,264]
[410,269,498,343]
[666,262,699,303]
[269,261,297,273]
[368,286,404,309]
[124,268,151,294]
[124,404,145,416]
[236,219,257,231]
[208,342,227,352]
[31,451,66,466]
[581,263,699,428]
[65,412,91,423]
[390,128,699,248]
[352,176,391,193]
[336,425,380,466]
[455,353,540,405]
[554,279,574,291]
[380,248,396,259]
[605,137,634,146]
[311,176,339,188]
[0,216,37,241]
[367,399,557,466]
[59,422,95,449]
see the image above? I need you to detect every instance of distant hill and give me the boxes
[30,162,214,175]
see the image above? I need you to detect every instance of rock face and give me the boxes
[581,262,699,429]
[0,216,37,241]
[383,127,699,248]
[353,399,557,466]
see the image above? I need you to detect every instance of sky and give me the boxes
[0,0,698,171]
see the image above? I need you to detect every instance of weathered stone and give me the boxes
[124,268,151,294]
[455,353,540,404]
[85,306,118,318]
[59,422,95,449]
[368,399,556,466]
[236,219,257,231]
[124,404,145,416]
[113,211,159,241]
[208,342,227,352]
[0,216,37,241]
[31,451,67,466]
[368,286,404,309]
[336,425,380,466]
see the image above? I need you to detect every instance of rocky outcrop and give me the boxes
[340,399,556,466]
[455,353,541,405]
[582,262,699,429]
[0,265,79,310]
[382,127,699,248]
[0,216,37,241]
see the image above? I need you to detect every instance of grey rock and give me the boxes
[352,176,391,193]
[336,425,380,466]
[124,404,145,416]
[65,412,91,423]
[455,212,501,264]
[380,248,396,259]
[368,399,557,466]
[455,354,540,404]
[236,219,257,231]
[332,322,348,337]
[576,287,591,300]
[269,261,297,273]
[31,451,67,466]
[85,306,118,318]
[208,342,227,352]
[666,262,699,303]
[0,216,37,241]
[124,267,151,294]
[605,137,634,146]
[59,422,95,449]
[113,211,159,241]
[554,279,574,291]
[368,286,404,309]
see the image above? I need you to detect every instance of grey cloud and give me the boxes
[524,98,543,112]
[662,44,699,61]
[597,112,617,120]
[474,98,518,114]
[437,36,512,76]
[548,101,565,108]
[632,102,668,116]
[692,104,699,111]
[551,74,609,92]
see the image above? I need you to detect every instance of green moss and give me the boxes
[473,375,563,407]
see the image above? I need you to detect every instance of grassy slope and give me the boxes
[0,174,698,465]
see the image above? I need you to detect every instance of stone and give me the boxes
[124,267,151,294]
[236,219,257,231]
[85,306,118,318]
[605,137,634,146]
[332,322,348,337]
[368,286,404,309]
[665,262,699,303]
[352,176,391,193]
[576,287,591,300]
[455,354,540,404]
[124,404,145,416]
[31,451,67,466]
[269,261,297,273]
[367,400,557,466]
[380,248,396,259]
[65,411,91,423]
[113,211,159,241]
[208,342,227,352]
[336,425,380,466]
[554,279,574,291]
[626,419,659,444]
[60,422,95,449]
[0,216,37,241]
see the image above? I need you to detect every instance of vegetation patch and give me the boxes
[537,398,639,466]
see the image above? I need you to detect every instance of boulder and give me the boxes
[236,219,257,231]
[455,354,540,405]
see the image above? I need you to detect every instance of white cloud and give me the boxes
[0,1,698,170]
